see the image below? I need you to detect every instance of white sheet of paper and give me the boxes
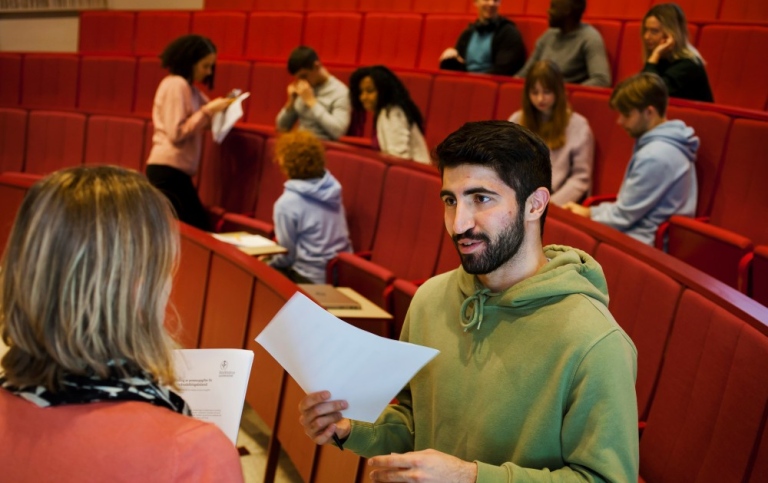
[173,348,254,445]
[211,92,250,144]
[213,232,276,248]
[255,292,439,423]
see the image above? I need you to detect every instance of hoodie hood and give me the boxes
[457,245,609,331]
[636,119,699,163]
[284,170,343,209]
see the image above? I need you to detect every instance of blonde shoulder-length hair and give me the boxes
[0,166,180,391]
[642,3,704,64]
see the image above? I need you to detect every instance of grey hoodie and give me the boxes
[591,119,699,245]
[269,170,352,283]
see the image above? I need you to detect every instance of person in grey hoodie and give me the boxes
[268,131,352,283]
[565,72,698,245]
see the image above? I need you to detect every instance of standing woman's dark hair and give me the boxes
[160,34,218,90]
[349,65,423,132]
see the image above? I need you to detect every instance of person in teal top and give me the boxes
[299,121,639,482]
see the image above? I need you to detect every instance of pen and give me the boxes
[332,434,345,451]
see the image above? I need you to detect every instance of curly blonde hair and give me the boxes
[275,131,326,180]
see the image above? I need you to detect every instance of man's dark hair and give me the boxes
[570,0,587,21]
[159,34,217,89]
[435,121,552,232]
[287,46,320,75]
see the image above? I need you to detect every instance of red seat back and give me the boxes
[397,71,433,125]
[584,0,652,18]
[495,81,524,120]
[133,57,167,117]
[0,173,40,256]
[0,108,27,173]
[306,0,358,10]
[325,150,387,252]
[78,56,137,114]
[413,0,469,13]
[170,226,213,348]
[252,137,287,224]
[359,13,423,69]
[515,17,549,61]
[199,251,254,348]
[359,0,412,12]
[640,290,768,482]
[79,11,135,54]
[425,76,498,149]
[718,0,768,22]
[417,14,475,70]
[752,246,768,307]
[595,243,682,420]
[245,12,304,62]
[303,12,363,65]
[697,25,768,110]
[246,63,293,127]
[542,214,599,255]
[570,91,634,196]
[651,0,720,22]
[252,0,305,9]
[588,19,622,83]
[206,60,251,117]
[22,54,79,110]
[0,54,22,107]
[25,111,86,175]
[135,12,192,57]
[203,0,254,8]
[191,11,248,58]
[84,116,146,172]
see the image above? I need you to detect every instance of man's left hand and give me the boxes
[367,449,477,483]
[295,80,317,109]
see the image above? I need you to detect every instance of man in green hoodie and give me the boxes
[299,121,639,482]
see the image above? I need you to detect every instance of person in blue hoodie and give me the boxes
[268,131,352,283]
[564,72,698,245]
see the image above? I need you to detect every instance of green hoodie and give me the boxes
[345,245,639,482]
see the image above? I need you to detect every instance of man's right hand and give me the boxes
[285,83,298,109]
[298,391,351,445]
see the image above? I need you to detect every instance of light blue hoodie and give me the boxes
[269,170,352,283]
[590,120,698,245]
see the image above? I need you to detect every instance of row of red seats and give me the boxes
[75,10,768,110]
[1,152,767,482]
[201,0,768,22]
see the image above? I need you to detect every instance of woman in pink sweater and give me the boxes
[0,166,244,482]
[146,35,232,231]
[508,60,594,205]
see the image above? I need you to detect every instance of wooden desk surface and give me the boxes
[329,287,393,320]
[213,231,287,256]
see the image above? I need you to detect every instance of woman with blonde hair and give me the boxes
[509,60,594,205]
[0,166,243,481]
[641,3,713,102]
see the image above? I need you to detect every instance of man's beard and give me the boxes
[453,208,526,275]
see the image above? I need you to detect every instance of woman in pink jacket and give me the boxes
[0,166,244,482]
[146,34,232,231]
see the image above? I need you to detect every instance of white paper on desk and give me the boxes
[211,92,250,144]
[255,292,439,423]
[213,232,276,248]
[173,349,254,445]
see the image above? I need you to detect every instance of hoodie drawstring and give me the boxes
[460,287,492,332]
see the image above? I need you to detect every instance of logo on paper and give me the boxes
[220,360,228,370]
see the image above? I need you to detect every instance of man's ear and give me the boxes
[526,187,551,221]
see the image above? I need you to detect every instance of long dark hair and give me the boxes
[159,34,217,90]
[349,65,424,132]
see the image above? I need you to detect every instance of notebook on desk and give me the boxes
[298,284,362,310]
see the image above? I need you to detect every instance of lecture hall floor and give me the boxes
[238,403,304,483]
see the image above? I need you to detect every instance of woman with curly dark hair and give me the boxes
[349,65,430,164]
[145,34,233,231]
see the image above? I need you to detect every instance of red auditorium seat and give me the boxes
[652,0,720,22]
[133,57,167,116]
[21,54,79,110]
[753,246,768,307]
[252,0,305,10]
[24,111,86,175]
[417,14,475,70]
[425,76,498,149]
[413,0,471,14]
[697,25,768,110]
[397,71,434,123]
[0,54,21,107]
[358,0,413,12]
[134,11,192,57]
[569,91,634,196]
[246,63,293,127]
[84,116,146,172]
[203,0,253,8]
[245,12,303,62]
[526,0,652,17]
[594,243,682,421]
[718,0,768,22]
[542,213,598,255]
[198,251,254,348]
[666,105,729,218]
[191,11,248,58]
[515,17,548,61]
[639,290,768,482]
[324,150,387,252]
[303,12,363,65]
[169,225,213,348]
[305,0,358,10]
[0,108,27,173]
[330,166,444,308]
[206,60,251,113]
[78,11,135,54]
[749,428,768,483]
[197,129,266,214]
[0,173,40,255]
[495,81,524,120]
[78,56,137,114]
[359,13,423,69]
[588,19,622,83]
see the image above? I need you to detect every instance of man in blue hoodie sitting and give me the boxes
[564,72,699,245]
